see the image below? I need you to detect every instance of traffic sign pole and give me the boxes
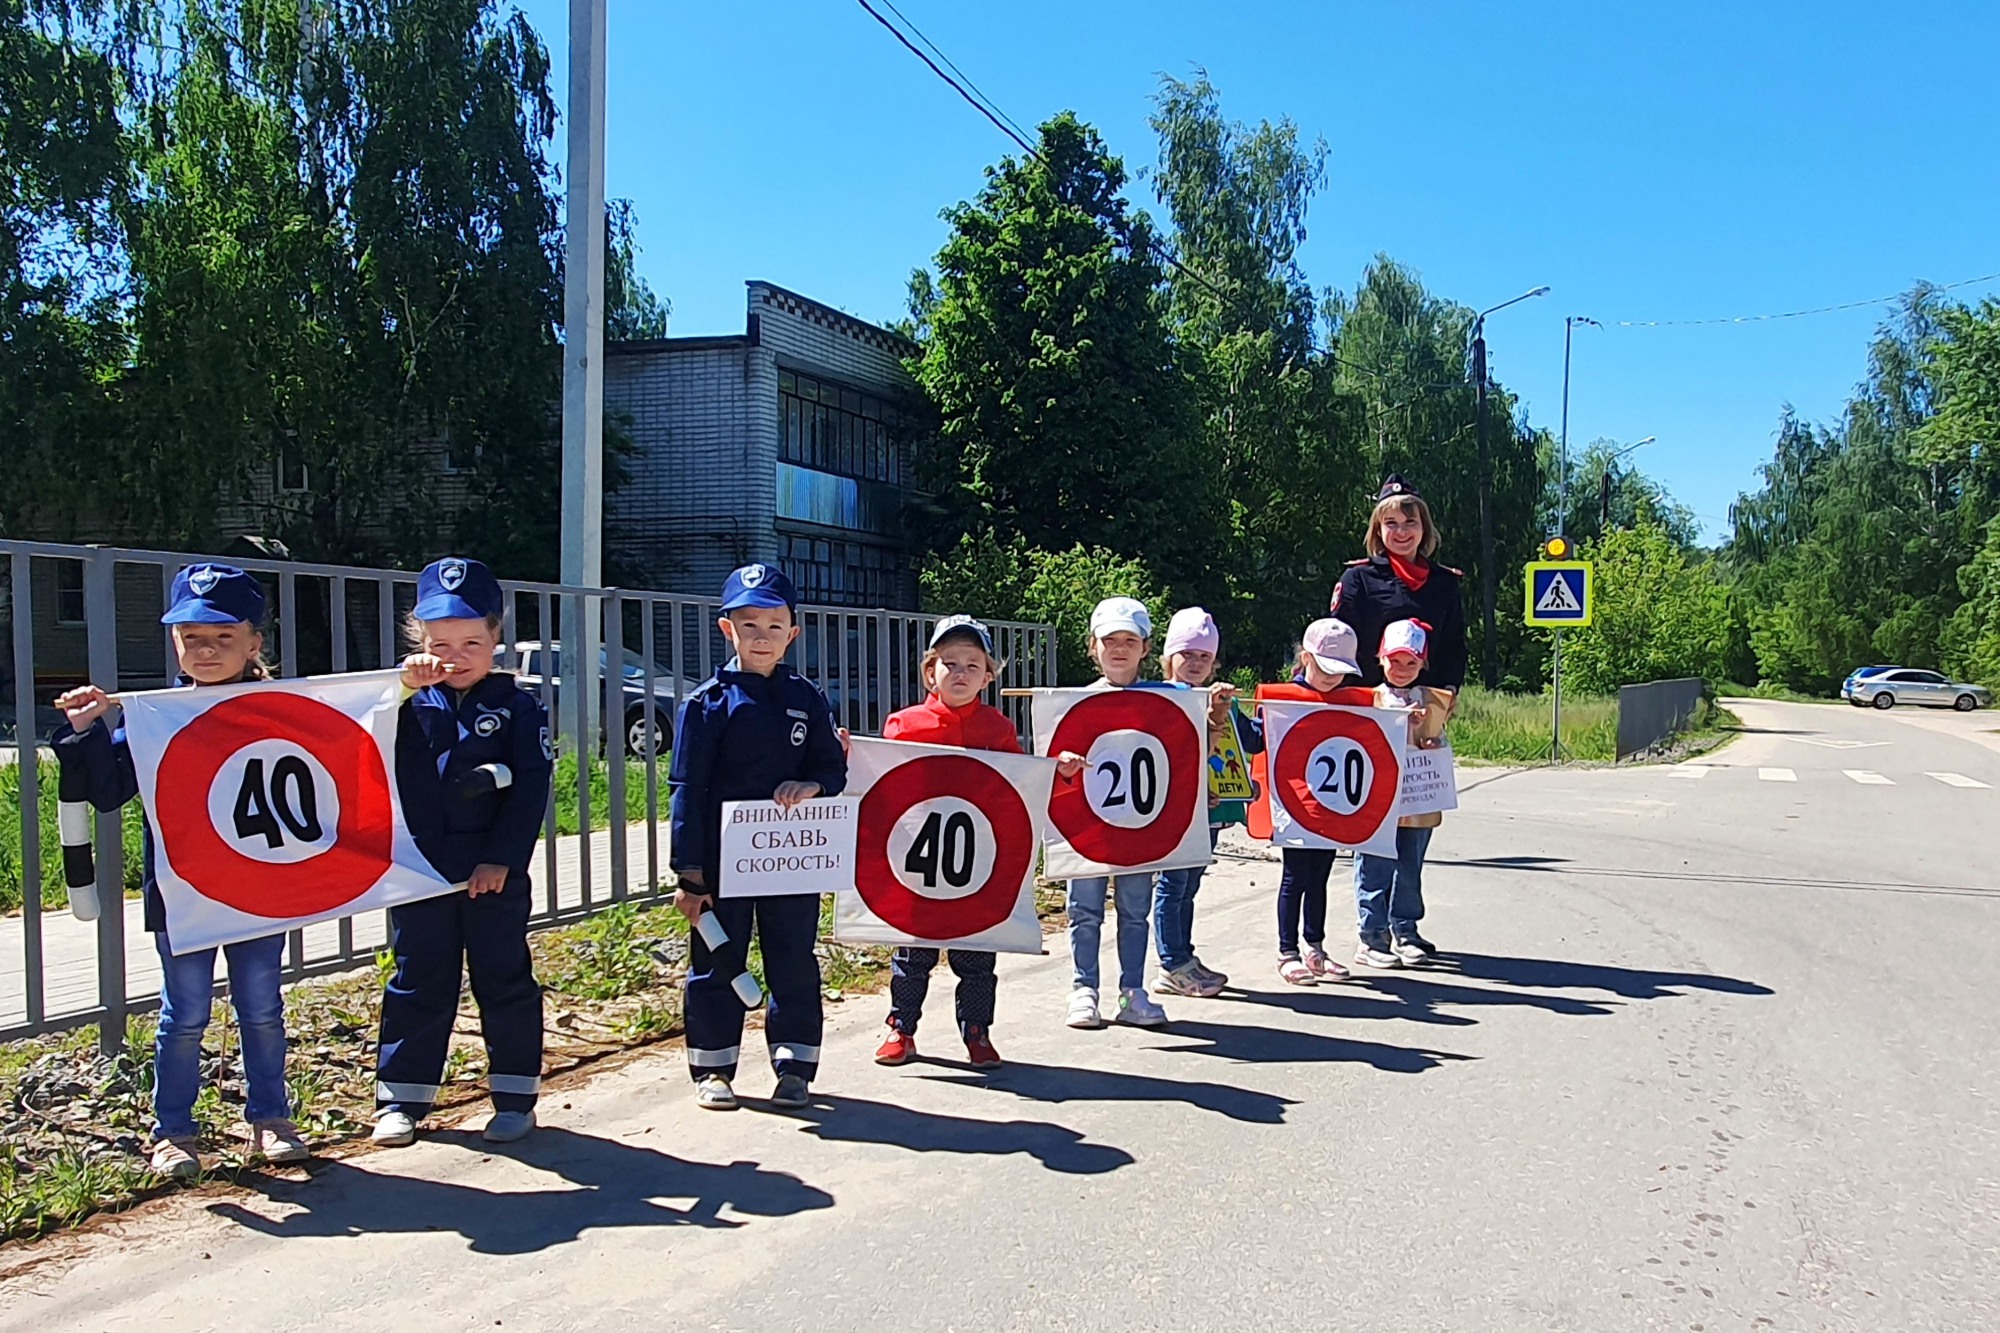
[1551,629,1563,764]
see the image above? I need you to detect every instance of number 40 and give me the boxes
[233,756,323,848]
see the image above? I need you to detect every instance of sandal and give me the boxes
[1278,955,1317,986]
[1305,947,1350,982]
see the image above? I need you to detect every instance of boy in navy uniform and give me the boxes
[373,557,553,1147]
[671,563,847,1110]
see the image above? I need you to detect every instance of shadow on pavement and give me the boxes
[1236,975,1614,1026]
[914,1059,1299,1124]
[754,1095,1133,1175]
[1439,952,1774,1000]
[206,1125,833,1254]
[1150,1019,1472,1073]
[1436,856,1998,901]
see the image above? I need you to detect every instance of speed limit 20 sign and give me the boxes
[834,737,1056,954]
[1032,687,1211,879]
[1260,700,1406,857]
[119,672,457,954]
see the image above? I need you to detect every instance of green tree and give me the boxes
[1553,438,1701,551]
[606,197,671,341]
[1148,72,1367,673]
[918,532,1162,685]
[909,112,1214,590]
[1562,523,1732,693]
[0,0,128,539]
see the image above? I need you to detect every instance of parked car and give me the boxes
[1840,665,1901,701]
[1843,667,1992,712]
[506,641,703,755]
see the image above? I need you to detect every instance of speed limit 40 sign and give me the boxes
[834,737,1056,954]
[1259,700,1406,857]
[1031,687,1211,879]
[120,672,457,954]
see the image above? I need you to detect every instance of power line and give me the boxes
[852,0,1467,397]
[1613,269,2000,328]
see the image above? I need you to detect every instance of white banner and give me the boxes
[833,737,1054,954]
[1259,700,1406,857]
[1396,738,1459,818]
[120,671,456,954]
[718,797,859,897]
[1030,687,1211,878]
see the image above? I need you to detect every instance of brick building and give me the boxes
[605,280,924,609]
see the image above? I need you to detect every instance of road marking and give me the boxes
[1843,770,1894,785]
[1926,771,1992,789]
[1669,765,1711,779]
[1791,737,1891,749]
[1758,768,1797,782]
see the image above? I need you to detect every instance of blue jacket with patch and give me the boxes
[668,662,848,887]
[396,672,553,883]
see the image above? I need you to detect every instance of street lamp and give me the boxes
[1600,436,1655,530]
[1557,315,1601,540]
[1471,284,1549,690]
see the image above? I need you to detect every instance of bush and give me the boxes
[1,759,146,915]
[1562,524,1732,694]
[918,532,1166,684]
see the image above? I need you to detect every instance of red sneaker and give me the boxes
[963,1026,1002,1070]
[874,1027,916,1065]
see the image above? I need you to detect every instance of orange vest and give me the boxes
[1247,682,1377,839]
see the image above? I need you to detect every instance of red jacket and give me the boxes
[882,694,1023,755]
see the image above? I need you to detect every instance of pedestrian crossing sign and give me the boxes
[1525,561,1593,627]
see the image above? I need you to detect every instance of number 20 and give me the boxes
[1313,751,1366,807]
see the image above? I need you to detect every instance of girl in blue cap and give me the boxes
[372,556,552,1147]
[52,564,308,1180]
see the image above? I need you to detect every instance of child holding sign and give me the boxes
[1151,608,1260,999]
[1354,618,1452,970]
[52,564,307,1179]
[671,564,848,1110]
[1264,619,1377,987]
[374,557,553,1147]
[1064,597,1174,1030]
[873,616,1081,1070]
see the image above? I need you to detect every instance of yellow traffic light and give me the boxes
[1543,536,1570,560]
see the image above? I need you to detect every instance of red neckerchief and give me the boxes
[1387,553,1431,591]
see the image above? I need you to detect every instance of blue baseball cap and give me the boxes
[162,564,266,626]
[928,614,995,655]
[413,556,503,621]
[720,562,798,613]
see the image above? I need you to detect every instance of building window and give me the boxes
[54,563,86,625]
[441,425,480,474]
[277,439,310,493]
[780,535,900,609]
[779,369,900,484]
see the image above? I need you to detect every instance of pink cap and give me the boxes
[1302,618,1361,676]
[1381,618,1430,660]
[1163,607,1220,657]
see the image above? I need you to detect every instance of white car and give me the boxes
[1843,667,1992,712]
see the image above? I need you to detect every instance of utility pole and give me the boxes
[1470,285,1548,690]
[561,0,607,738]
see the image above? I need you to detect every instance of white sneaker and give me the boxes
[482,1110,536,1144]
[1115,987,1168,1027]
[695,1074,738,1111]
[1353,941,1402,970]
[1066,987,1103,1029]
[1391,938,1430,967]
[150,1136,201,1180]
[370,1110,417,1147]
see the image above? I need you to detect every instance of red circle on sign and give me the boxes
[153,693,393,917]
[855,755,1034,939]
[1270,708,1400,844]
[1046,690,1202,866]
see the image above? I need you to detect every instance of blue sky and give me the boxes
[513,0,1998,543]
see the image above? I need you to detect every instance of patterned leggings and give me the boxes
[887,948,997,1036]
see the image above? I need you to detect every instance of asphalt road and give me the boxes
[2,697,1995,1332]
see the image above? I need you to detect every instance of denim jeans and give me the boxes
[1153,827,1222,971]
[1068,874,1152,992]
[1355,825,1436,948]
[1276,847,1336,956]
[153,928,290,1140]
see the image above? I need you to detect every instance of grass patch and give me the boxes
[1714,680,1839,704]
[0,758,147,915]
[0,889,891,1243]
[1448,686,1620,764]
[552,749,664,836]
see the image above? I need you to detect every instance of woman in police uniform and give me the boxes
[1329,475,1469,693]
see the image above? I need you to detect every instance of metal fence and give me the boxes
[1616,677,1707,760]
[1,538,1057,1049]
